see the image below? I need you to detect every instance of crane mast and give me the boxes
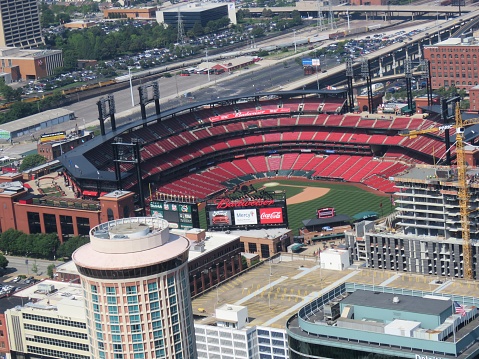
[455,106,473,280]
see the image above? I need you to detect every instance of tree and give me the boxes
[31,260,38,275]
[56,236,90,259]
[56,13,71,25]
[0,254,8,269]
[0,78,22,102]
[191,22,204,37]
[47,264,56,279]
[19,154,46,172]
[251,27,265,38]
[262,8,273,17]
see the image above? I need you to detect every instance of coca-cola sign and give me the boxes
[259,208,284,224]
[209,108,291,123]
[215,198,275,209]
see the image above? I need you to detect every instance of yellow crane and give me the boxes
[400,106,479,280]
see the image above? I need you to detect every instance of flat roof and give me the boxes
[12,279,86,319]
[394,165,479,183]
[55,260,79,277]
[342,290,452,316]
[228,227,291,239]
[303,214,351,227]
[0,47,62,59]
[171,229,240,261]
[162,2,229,12]
[0,109,73,133]
[192,247,479,331]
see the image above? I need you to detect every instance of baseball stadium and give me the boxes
[58,88,459,235]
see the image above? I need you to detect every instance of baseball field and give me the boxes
[199,179,394,234]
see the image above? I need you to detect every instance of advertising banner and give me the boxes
[317,207,335,218]
[234,209,258,225]
[259,208,284,224]
[209,210,232,226]
[209,108,290,123]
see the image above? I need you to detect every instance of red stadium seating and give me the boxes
[267,156,282,171]
[248,156,269,173]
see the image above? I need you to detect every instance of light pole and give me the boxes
[128,66,134,107]
[293,30,297,53]
[205,48,211,82]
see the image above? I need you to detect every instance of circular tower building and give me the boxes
[73,217,196,359]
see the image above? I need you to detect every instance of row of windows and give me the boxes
[429,53,478,58]
[26,335,89,351]
[23,313,86,329]
[24,323,87,339]
[27,345,90,359]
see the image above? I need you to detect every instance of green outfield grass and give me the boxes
[199,180,394,234]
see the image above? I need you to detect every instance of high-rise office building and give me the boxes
[0,0,44,49]
[72,217,196,359]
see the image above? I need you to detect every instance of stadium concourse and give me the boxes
[60,89,456,206]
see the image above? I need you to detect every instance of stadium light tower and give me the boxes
[128,66,134,107]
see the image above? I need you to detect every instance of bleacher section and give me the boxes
[154,153,405,197]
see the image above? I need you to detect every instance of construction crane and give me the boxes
[400,106,479,280]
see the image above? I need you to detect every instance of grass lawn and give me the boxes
[198,180,394,234]
[40,186,63,197]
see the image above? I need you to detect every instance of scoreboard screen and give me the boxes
[150,200,199,230]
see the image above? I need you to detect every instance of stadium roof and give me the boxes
[302,214,351,227]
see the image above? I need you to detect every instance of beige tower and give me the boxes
[73,217,197,359]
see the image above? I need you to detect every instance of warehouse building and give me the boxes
[0,109,74,141]
[156,2,236,30]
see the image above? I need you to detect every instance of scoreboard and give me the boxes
[150,200,200,230]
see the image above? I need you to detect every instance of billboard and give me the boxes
[150,200,200,229]
[206,193,288,231]
[40,131,66,143]
[209,108,290,123]
[302,58,320,66]
[208,210,232,226]
[317,207,335,218]
[234,209,258,225]
[259,208,284,224]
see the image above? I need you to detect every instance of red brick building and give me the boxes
[0,185,135,242]
[424,38,479,91]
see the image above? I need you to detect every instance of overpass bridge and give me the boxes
[280,10,479,91]
[248,3,478,19]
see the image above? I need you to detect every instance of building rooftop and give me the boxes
[73,217,190,270]
[393,164,479,184]
[228,227,290,239]
[341,290,452,316]
[12,279,86,319]
[161,2,229,12]
[0,109,73,133]
[0,47,62,59]
[192,251,479,331]
[171,229,240,261]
